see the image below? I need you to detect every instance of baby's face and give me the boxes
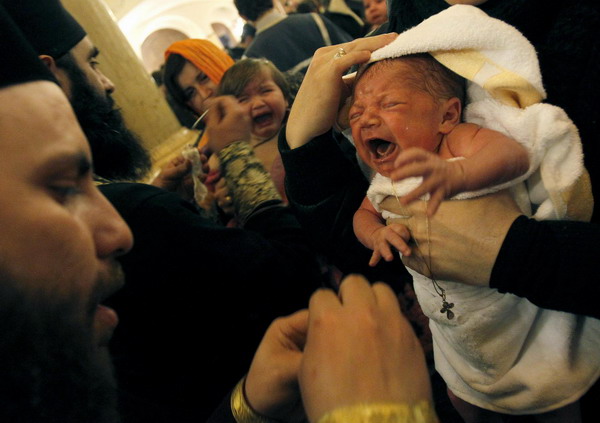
[363,0,388,26]
[349,61,446,177]
[237,68,288,141]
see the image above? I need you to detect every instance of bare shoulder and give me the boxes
[445,122,482,157]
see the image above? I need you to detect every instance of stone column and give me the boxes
[62,0,197,177]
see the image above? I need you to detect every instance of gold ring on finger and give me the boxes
[333,47,347,60]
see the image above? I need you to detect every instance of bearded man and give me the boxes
[0,5,133,421]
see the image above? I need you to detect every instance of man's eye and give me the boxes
[90,60,100,68]
[196,73,209,83]
[237,96,249,104]
[49,184,82,204]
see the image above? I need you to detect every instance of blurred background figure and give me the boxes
[362,0,387,32]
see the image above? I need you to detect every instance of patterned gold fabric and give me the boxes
[218,141,282,222]
[317,401,439,423]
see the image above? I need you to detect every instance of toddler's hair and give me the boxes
[218,58,292,104]
[360,54,466,106]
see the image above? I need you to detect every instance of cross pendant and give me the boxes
[440,300,455,320]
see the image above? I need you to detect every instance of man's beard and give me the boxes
[0,270,121,423]
[66,65,152,182]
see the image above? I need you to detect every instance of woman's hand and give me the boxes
[286,33,397,149]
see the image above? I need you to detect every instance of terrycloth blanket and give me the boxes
[365,5,598,414]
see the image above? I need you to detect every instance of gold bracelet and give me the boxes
[317,401,439,423]
[230,377,275,423]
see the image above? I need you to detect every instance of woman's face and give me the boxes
[176,61,218,115]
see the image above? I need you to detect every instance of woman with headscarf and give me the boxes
[164,39,234,124]
[152,39,235,198]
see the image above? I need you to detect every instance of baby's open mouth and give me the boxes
[368,138,397,159]
[253,112,273,126]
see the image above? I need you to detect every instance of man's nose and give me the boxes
[99,70,115,95]
[93,192,133,259]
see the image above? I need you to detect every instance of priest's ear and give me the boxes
[39,55,58,73]
[38,54,71,95]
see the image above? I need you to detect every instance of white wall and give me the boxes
[116,0,244,62]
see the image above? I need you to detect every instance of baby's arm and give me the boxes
[391,123,529,216]
[353,196,412,266]
[447,123,530,191]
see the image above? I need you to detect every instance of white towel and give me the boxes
[365,5,598,414]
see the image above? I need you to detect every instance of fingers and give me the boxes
[308,287,342,316]
[372,282,402,317]
[274,309,309,352]
[379,224,412,256]
[337,274,376,307]
[287,33,397,149]
[205,96,251,154]
[400,176,443,208]
[426,190,444,217]
[392,147,433,169]
[369,250,382,267]
[314,33,398,71]
[390,149,440,184]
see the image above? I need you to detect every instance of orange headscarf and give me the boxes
[165,39,234,84]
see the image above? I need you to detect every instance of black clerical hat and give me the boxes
[1,0,86,58]
[0,4,56,89]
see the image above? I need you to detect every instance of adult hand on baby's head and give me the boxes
[299,275,432,423]
[382,190,522,286]
[286,33,397,149]
[205,96,251,154]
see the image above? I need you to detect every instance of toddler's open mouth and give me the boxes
[253,112,273,126]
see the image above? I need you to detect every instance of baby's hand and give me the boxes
[369,223,411,267]
[390,148,466,216]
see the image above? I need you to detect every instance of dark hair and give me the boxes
[234,0,274,21]
[241,23,256,43]
[218,58,292,104]
[361,54,466,106]
[296,0,321,13]
[163,53,189,107]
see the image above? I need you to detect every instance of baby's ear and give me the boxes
[439,97,461,134]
